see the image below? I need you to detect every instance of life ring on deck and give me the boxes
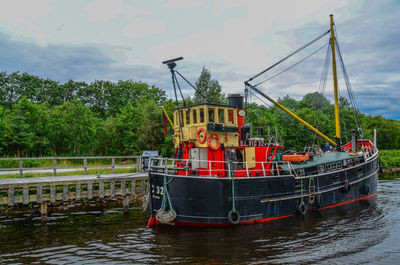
[296,202,307,215]
[207,134,221,151]
[227,210,240,224]
[197,128,207,144]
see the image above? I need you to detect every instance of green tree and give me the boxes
[0,106,11,154]
[47,101,99,155]
[115,103,143,155]
[194,68,226,104]
[138,101,164,151]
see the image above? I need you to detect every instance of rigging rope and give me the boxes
[312,44,331,144]
[335,38,364,137]
[173,73,186,107]
[254,43,329,87]
[246,30,331,84]
[175,70,209,103]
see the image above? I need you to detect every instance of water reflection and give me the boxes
[0,180,399,264]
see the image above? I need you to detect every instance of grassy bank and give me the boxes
[379,150,400,168]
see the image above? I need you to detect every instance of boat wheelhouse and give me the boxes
[171,100,283,178]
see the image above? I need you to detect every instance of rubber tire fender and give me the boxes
[227,210,240,224]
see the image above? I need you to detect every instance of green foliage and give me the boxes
[138,100,163,151]
[379,150,400,168]
[194,68,227,104]
[0,71,168,157]
[0,70,398,158]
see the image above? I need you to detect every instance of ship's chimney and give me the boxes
[228,94,244,109]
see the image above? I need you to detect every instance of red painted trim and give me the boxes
[319,193,377,210]
[238,214,295,225]
[146,216,157,228]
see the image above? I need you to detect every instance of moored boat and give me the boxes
[146,15,379,228]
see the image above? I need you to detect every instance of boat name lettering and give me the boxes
[151,185,164,196]
[239,139,267,147]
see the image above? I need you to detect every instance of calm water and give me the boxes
[1,179,399,265]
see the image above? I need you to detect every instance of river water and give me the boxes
[0,179,399,264]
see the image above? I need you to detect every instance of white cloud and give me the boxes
[85,0,150,22]
[122,19,166,39]
[165,0,204,9]
[0,0,53,40]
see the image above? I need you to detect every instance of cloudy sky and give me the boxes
[0,0,399,119]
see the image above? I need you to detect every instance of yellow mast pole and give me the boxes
[161,106,181,144]
[330,14,341,149]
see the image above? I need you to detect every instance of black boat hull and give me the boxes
[148,156,378,227]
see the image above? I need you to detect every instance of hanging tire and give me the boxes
[296,202,307,215]
[227,210,240,224]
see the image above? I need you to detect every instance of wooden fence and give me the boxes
[0,172,149,221]
[0,156,143,178]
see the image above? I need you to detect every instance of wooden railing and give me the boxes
[0,156,143,178]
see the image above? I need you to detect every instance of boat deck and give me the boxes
[279,151,362,173]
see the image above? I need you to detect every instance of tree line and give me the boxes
[0,69,399,158]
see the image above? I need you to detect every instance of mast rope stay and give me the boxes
[246,29,331,84]
[175,70,209,103]
[254,43,329,87]
[334,38,364,137]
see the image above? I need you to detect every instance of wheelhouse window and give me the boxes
[186,110,190,125]
[228,110,234,124]
[193,109,197,124]
[179,110,184,125]
[218,109,225,123]
[208,108,215,123]
[199,108,204,123]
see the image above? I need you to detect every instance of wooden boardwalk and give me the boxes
[0,172,149,221]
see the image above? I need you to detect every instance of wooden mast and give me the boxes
[330,14,341,150]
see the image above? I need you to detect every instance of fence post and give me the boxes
[19,159,23,178]
[53,159,57,176]
[84,159,87,175]
[138,156,142,172]
[112,158,115,174]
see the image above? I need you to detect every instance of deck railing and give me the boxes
[148,157,293,178]
[0,156,142,178]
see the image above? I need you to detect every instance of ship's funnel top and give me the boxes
[228,94,244,109]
